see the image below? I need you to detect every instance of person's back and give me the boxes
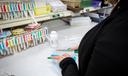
[52,0,128,76]
[78,1,128,76]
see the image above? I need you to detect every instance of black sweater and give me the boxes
[59,3,128,76]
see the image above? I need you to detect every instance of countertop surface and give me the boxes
[0,21,97,76]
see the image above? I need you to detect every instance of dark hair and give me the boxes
[111,0,128,14]
[101,0,109,7]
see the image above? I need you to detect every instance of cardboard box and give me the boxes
[62,0,80,8]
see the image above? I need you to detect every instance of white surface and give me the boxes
[70,17,92,26]
[0,22,97,76]
[88,13,100,18]
[0,45,61,76]
[80,6,112,13]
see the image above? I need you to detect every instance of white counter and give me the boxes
[0,22,97,76]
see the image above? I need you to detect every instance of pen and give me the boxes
[47,53,59,59]
[31,32,35,46]
[47,55,77,61]
[57,48,71,51]
[47,55,59,59]
[47,57,53,59]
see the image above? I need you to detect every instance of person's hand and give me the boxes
[51,53,71,63]
[70,45,78,50]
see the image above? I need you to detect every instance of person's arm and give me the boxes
[59,57,79,76]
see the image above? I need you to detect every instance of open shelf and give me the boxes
[80,6,112,13]
[0,11,73,29]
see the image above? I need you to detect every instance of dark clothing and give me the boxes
[59,1,128,76]
[101,0,109,8]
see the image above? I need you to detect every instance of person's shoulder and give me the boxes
[120,10,128,19]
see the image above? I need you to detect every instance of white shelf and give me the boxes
[80,6,112,13]
[0,11,73,29]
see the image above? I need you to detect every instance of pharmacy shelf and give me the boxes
[0,11,73,29]
[80,6,112,13]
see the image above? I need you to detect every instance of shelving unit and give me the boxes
[0,0,112,58]
[0,10,73,58]
[80,6,112,13]
[0,11,73,29]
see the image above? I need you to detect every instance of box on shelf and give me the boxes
[34,5,51,16]
[80,0,92,8]
[0,30,12,39]
[25,23,42,32]
[47,0,67,12]
[92,0,101,7]
[34,0,47,7]
[11,28,25,36]
[62,0,80,8]
[61,0,81,12]
[80,0,101,8]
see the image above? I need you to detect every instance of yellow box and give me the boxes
[34,5,51,16]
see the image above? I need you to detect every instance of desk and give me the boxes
[0,22,97,76]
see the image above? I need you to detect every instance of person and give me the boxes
[52,0,128,76]
[101,0,109,7]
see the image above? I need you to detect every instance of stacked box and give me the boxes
[62,0,81,9]
[34,5,51,16]
[92,0,101,7]
[47,0,67,12]
[80,0,92,8]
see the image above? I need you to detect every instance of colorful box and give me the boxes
[34,5,51,16]
[80,0,92,8]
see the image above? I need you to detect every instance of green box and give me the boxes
[80,0,92,8]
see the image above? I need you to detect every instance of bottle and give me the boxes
[43,27,49,42]
[44,27,48,36]
[49,31,58,49]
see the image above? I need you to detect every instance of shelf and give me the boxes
[0,11,73,29]
[80,6,113,13]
